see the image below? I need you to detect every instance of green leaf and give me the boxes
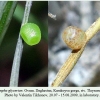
[0,1,17,45]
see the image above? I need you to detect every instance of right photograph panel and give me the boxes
[48,1,100,87]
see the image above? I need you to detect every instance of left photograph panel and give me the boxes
[0,1,48,87]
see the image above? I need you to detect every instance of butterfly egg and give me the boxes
[62,26,86,50]
[20,23,41,46]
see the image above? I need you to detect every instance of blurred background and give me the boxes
[48,1,100,87]
[0,1,48,86]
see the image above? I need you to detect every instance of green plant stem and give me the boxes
[51,18,100,87]
[9,1,33,87]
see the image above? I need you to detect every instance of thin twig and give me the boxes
[48,12,56,20]
[9,1,32,87]
[51,18,100,87]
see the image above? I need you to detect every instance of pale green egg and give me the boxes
[20,23,41,46]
